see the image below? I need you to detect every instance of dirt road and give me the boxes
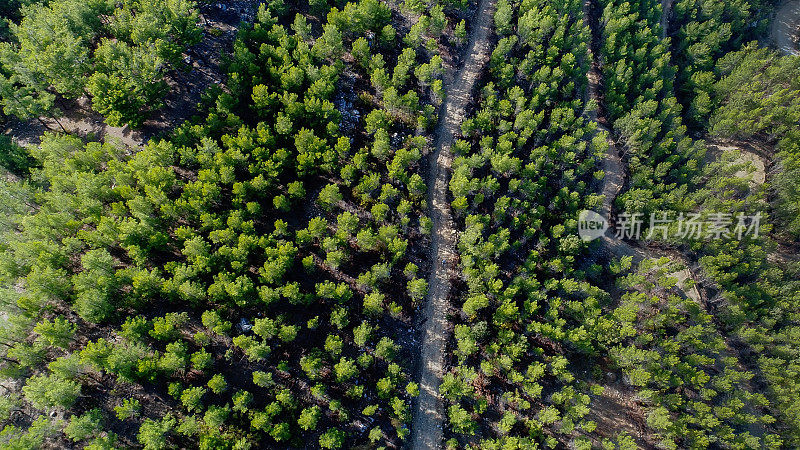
[773,0,800,55]
[409,0,497,447]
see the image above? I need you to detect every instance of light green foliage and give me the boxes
[114,398,141,420]
[250,371,273,390]
[34,316,76,348]
[318,183,343,210]
[672,0,768,127]
[137,415,175,450]
[72,249,118,323]
[87,40,167,127]
[180,386,205,412]
[0,0,200,127]
[319,428,346,449]
[23,373,81,409]
[190,349,213,371]
[65,408,103,442]
[207,373,227,394]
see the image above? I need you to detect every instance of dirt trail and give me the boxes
[587,72,623,222]
[585,2,772,441]
[660,0,674,38]
[773,0,800,55]
[410,0,497,447]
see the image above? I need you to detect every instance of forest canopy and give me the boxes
[0,0,799,448]
[0,0,201,127]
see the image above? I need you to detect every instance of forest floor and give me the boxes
[772,0,800,55]
[5,97,148,149]
[4,1,256,149]
[409,0,497,448]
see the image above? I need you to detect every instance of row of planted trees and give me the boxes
[442,0,621,447]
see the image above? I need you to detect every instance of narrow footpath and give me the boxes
[410,0,497,447]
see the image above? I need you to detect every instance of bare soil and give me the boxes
[705,141,768,186]
[661,0,674,38]
[586,383,658,449]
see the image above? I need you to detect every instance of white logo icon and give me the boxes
[578,210,608,242]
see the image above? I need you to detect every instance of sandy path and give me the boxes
[409,0,497,447]
[773,0,800,55]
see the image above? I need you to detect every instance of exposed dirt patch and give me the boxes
[706,141,767,186]
[586,382,658,449]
